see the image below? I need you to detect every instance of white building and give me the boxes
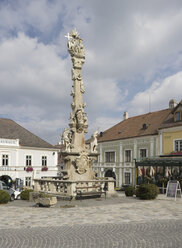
[0,118,59,188]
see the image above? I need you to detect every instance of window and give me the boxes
[2,182,8,190]
[42,156,47,166]
[125,172,130,184]
[175,140,182,152]
[140,149,147,158]
[105,152,115,163]
[2,154,9,166]
[125,150,131,162]
[26,155,32,166]
[175,111,182,121]
[25,177,31,187]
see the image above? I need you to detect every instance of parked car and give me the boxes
[12,188,21,200]
[0,180,20,201]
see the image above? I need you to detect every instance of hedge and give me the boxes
[20,189,34,200]
[0,190,10,204]
[136,184,159,200]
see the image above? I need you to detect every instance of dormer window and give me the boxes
[175,111,182,122]
[142,123,147,130]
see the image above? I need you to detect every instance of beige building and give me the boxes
[93,100,182,187]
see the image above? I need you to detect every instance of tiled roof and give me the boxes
[160,103,182,129]
[98,108,172,143]
[0,118,54,149]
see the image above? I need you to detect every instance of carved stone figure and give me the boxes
[76,153,88,174]
[72,57,84,69]
[76,108,84,125]
[80,80,85,93]
[72,68,82,81]
[69,112,76,125]
[70,88,75,96]
[67,29,85,58]
[61,128,72,152]
[71,102,75,109]
[90,130,98,153]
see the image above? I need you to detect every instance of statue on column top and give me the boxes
[66,29,85,59]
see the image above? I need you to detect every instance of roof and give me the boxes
[0,118,54,149]
[135,157,182,167]
[98,108,171,143]
[160,101,182,129]
[172,100,182,113]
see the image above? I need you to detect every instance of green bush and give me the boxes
[0,190,10,204]
[136,184,159,200]
[20,189,34,200]
[125,186,135,197]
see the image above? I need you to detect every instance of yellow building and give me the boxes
[159,99,182,155]
[136,99,182,187]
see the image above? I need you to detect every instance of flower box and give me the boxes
[26,166,33,172]
[42,166,48,171]
[170,151,182,156]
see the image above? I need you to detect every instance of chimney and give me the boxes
[169,99,177,109]
[123,111,128,120]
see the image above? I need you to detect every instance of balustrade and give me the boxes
[34,178,115,197]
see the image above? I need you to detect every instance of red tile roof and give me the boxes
[98,109,172,143]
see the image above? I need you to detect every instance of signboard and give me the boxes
[166,180,181,200]
[0,138,19,146]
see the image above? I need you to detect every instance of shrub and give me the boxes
[136,184,159,200]
[125,186,135,197]
[20,189,34,200]
[0,190,10,204]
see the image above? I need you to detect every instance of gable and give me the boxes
[0,118,54,149]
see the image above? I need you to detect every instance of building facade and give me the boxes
[0,118,59,188]
[94,135,158,187]
[93,100,182,187]
[159,100,182,156]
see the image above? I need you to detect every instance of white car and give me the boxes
[12,189,21,200]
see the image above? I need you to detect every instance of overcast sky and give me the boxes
[0,0,182,144]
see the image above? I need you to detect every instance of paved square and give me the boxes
[0,194,182,247]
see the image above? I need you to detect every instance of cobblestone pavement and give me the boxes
[0,220,182,248]
[0,194,182,247]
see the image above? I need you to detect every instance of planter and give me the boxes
[170,151,182,155]
[42,167,48,171]
[26,166,33,172]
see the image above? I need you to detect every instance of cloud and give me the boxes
[0,32,123,144]
[128,71,182,116]
[1,1,182,143]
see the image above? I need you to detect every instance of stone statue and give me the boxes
[61,128,72,152]
[67,29,85,58]
[80,79,85,93]
[90,130,98,153]
[76,108,84,125]
[69,112,76,125]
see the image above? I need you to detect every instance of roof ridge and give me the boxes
[0,118,54,148]
[101,108,171,134]
[11,119,53,147]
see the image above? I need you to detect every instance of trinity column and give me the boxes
[61,29,98,181]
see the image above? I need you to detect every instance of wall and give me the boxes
[94,135,158,187]
[160,128,182,155]
[0,145,59,186]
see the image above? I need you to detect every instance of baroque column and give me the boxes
[61,29,97,181]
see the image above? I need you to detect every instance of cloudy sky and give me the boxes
[0,0,182,144]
